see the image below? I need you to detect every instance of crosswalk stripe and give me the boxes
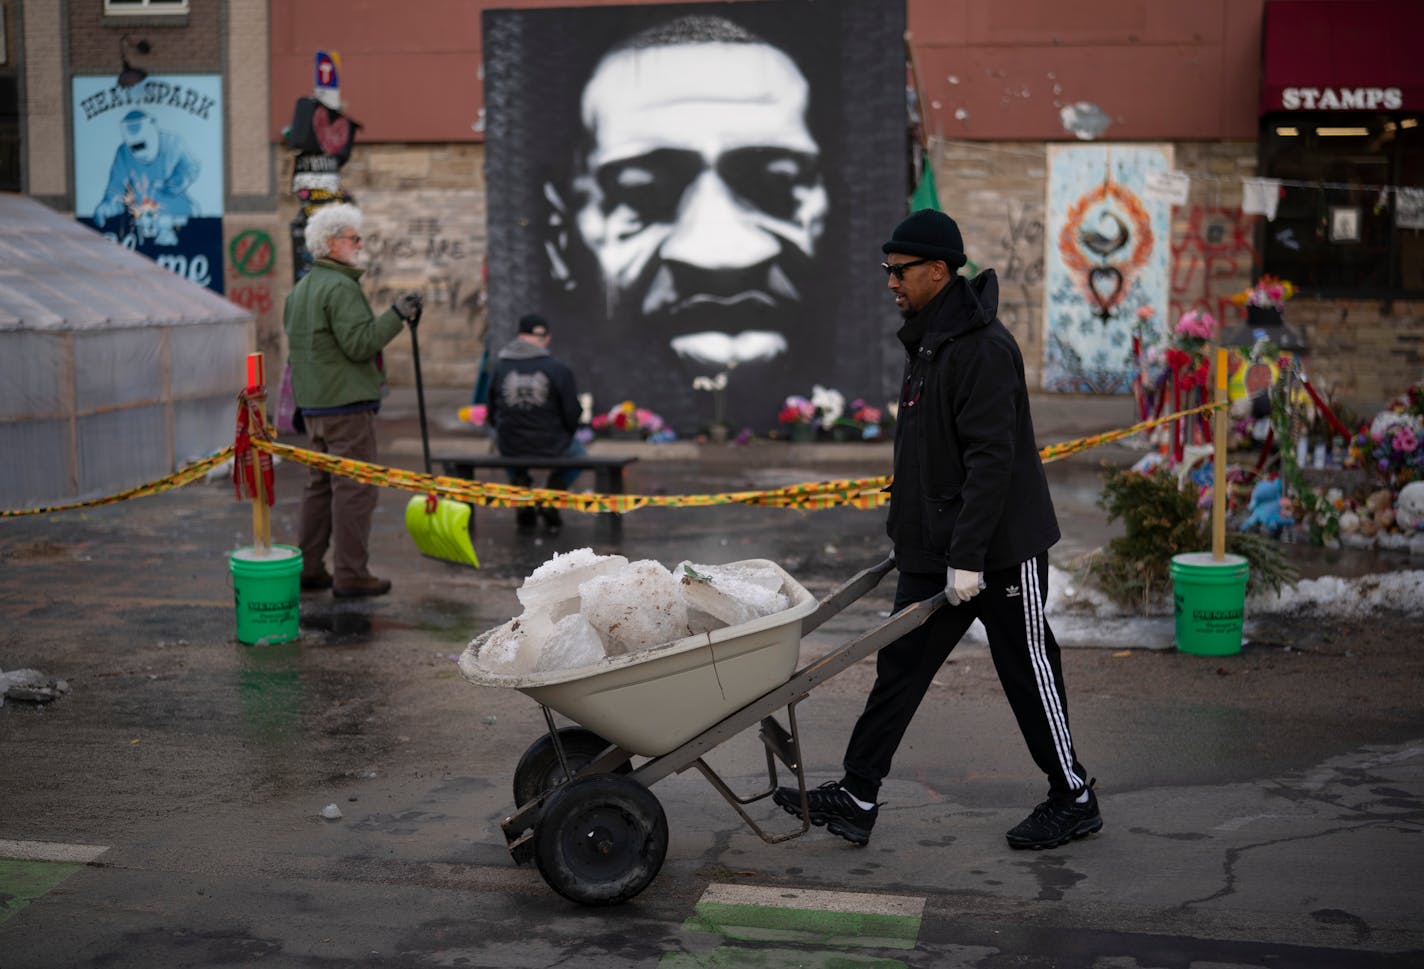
[0,839,110,863]
[682,883,924,950]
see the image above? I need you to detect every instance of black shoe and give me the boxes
[539,506,562,533]
[332,576,392,599]
[1006,779,1103,850]
[772,781,878,846]
[515,508,537,529]
[299,572,333,591]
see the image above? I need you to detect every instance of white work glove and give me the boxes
[946,568,984,606]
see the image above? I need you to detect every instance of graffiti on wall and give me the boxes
[356,190,486,322]
[1044,144,1173,393]
[1170,205,1260,326]
[226,228,277,315]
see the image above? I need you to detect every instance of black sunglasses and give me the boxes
[881,258,932,280]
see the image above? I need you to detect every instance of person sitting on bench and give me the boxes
[486,314,586,533]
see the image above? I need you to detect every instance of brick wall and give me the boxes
[1286,299,1424,413]
[22,0,64,196]
[66,0,221,70]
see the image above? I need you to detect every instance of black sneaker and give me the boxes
[772,781,878,846]
[539,506,562,533]
[1006,780,1103,850]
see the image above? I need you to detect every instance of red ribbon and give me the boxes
[233,390,275,506]
[1297,373,1354,440]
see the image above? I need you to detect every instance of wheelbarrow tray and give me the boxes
[457,559,818,757]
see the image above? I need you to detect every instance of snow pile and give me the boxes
[952,565,1424,650]
[471,550,793,675]
[1247,570,1424,617]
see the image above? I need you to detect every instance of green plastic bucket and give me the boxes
[229,545,302,645]
[1169,552,1249,656]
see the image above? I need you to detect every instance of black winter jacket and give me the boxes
[487,339,581,457]
[886,270,1060,573]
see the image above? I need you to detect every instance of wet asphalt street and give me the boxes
[1,391,1421,968]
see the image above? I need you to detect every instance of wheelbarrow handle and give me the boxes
[801,555,896,635]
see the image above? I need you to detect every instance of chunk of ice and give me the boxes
[518,549,629,618]
[677,561,790,627]
[581,559,690,655]
[475,612,551,675]
[537,614,607,673]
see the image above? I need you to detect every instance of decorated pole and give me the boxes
[1212,347,1228,561]
[246,352,272,553]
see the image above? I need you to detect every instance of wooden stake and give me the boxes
[246,352,271,553]
[1212,347,1228,561]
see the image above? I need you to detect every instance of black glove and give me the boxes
[393,292,423,323]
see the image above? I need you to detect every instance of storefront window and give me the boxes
[1259,112,1423,296]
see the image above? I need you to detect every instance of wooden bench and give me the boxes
[430,453,639,531]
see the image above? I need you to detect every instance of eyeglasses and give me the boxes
[338,232,362,244]
[881,258,931,280]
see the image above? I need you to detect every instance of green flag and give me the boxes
[909,155,940,211]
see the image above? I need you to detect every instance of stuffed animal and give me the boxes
[1239,477,1295,534]
[1396,481,1424,531]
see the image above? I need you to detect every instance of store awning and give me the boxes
[1262,0,1423,114]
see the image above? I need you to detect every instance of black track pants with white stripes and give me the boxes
[840,554,1089,803]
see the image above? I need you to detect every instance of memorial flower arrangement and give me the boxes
[1161,307,1218,393]
[1344,385,1424,488]
[591,400,666,438]
[457,403,487,427]
[779,386,846,432]
[1230,274,1296,311]
[778,394,816,426]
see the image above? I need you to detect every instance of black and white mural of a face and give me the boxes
[485,1,905,433]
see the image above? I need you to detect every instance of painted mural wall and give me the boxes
[73,75,225,294]
[481,0,907,434]
[1043,144,1173,393]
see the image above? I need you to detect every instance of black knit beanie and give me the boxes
[882,209,967,268]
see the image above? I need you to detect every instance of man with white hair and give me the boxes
[284,203,423,598]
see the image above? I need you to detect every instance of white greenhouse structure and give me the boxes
[0,194,255,509]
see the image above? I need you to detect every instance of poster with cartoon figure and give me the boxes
[73,74,225,294]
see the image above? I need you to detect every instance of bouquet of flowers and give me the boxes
[830,398,885,440]
[778,385,845,430]
[1230,274,1296,311]
[591,400,666,437]
[778,395,816,426]
[1344,385,1424,487]
[1162,307,1217,392]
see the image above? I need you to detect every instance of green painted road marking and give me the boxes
[680,883,923,950]
[0,859,83,925]
[0,841,109,925]
[661,947,907,968]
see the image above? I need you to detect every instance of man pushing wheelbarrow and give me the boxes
[771,209,1102,852]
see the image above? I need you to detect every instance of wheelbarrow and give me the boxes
[457,556,945,906]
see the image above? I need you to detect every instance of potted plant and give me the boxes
[693,371,731,443]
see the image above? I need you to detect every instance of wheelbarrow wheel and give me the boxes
[513,727,631,807]
[533,773,667,906]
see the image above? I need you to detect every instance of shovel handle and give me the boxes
[407,309,431,475]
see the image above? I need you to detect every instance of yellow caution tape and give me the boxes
[1,401,1225,517]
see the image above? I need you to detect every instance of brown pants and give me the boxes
[298,411,380,585]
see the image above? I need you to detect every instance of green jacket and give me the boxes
[283,259,405,409]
